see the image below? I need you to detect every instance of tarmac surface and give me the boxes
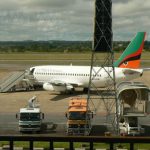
[0,62,150,136]
[0,90,110,135]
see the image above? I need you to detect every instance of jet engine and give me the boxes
[43,83,54,91]
[43,82,74,93]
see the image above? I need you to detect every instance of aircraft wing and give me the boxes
[51,80,66,86]
[50,80,82,87]
[46,80,83,92]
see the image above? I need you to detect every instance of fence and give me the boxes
[0,135,150,150]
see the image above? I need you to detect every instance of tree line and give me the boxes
[0,40,150,53]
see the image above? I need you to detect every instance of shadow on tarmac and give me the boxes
[90,125,108,136]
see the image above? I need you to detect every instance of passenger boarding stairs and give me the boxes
[0,71,27,92]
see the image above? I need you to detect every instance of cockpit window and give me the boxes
[30,68,35,75]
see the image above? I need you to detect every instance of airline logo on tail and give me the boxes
[114,32,146,69]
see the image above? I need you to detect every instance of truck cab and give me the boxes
[16,96,44,132]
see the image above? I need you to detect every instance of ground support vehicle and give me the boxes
[65,98,93,135]
[16,96,44,132]
[118,82,150,136]
[119,115,144,136]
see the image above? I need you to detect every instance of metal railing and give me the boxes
[0,71,26,92]
[0,135,150,150]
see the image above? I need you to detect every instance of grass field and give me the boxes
[0,52,150,60]
[0,52,150,67]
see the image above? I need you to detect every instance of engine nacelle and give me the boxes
[43,83,54,91]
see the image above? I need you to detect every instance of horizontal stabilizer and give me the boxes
[123,69,143,75]
[143,68,150,71]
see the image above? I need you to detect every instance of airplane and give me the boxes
[28,32,146,93]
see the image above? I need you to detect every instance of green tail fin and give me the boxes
[114,32,146,68]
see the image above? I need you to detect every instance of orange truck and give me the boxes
[65,98,93,135]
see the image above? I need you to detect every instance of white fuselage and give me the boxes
[30,65,143,91]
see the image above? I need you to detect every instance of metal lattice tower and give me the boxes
[85,0,119,135]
